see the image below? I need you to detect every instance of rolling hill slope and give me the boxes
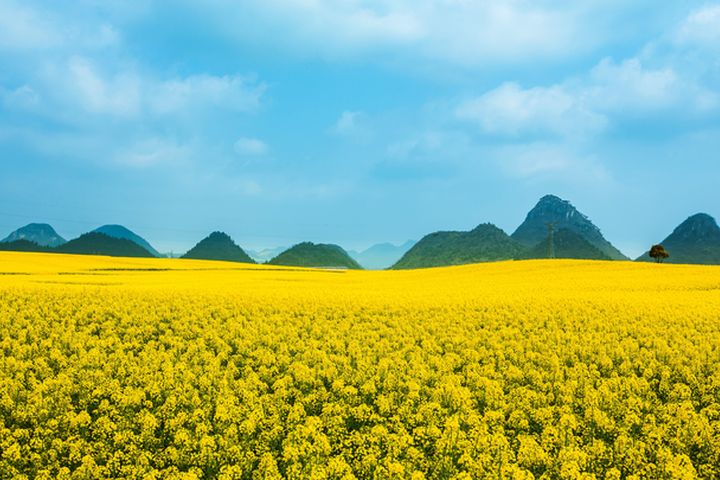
[182,232,255,263]
[2,223,66,247]
[392,224,525,269]
[268,242,361,269]
[93,225,161,257]
[55,232,155,257]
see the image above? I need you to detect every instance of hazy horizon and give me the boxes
[0,197,713,259]
[2,1,719,258]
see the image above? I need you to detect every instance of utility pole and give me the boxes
[546,222,556,259]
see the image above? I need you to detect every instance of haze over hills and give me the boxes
[93,225,161,257]
[512,195,627,260]
[182,232,255,263]
[392,224,525,269]
[1,223,66,248]
[268,242,362,269]
[349,240,416,270]
[1,196,720,267]
[522,229,611,260]
[637,213,720,265]
[55,232,155,258]
[246,246,288,264]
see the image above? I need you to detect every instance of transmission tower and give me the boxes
[546,222,557,259]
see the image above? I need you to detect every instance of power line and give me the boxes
[0,210,357,244]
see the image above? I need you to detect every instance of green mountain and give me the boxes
[182,232,255,263]
[93,225,161,257]
[55,232,155,257]
[0,239,51,252]
[636,213,720,265]
[2,223,66,247]
[512,195,626,260]
[391,223,525,270]
[522,228,611,260]
[349,240,416,270]
[268,242,361,269]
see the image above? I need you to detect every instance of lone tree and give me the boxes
[649,244,669,263]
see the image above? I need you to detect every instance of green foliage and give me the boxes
[649,244,670,263]
[55,232,155,258]
[392,224,525,269]
[268,242,361,269]
[512,195,627,260]
[522,229,611,260]
[93,225,161,257]
[182,232,255,264]
[638,214,720,265]
[0,239,51,252]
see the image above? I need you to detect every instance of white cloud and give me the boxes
[456,82,606,137]
[0,0,62,50]
[330,110,372,141]
[152,74,265,115]
[676,5,720,48]
[589,58,718,113]
[18,56,266,121]
[64,56,141,117]
[498,143,574,176]
[0,1,120,51]
[415,1,580,65]
[587,58,682,111]
[0,0,666,69]
[291,2,422,46]
[113,138,191,168]
[202,0,618,66]
[456,56,718,137]
[386,131,464,160]
[231,179,263,196]
[221,0,423,52]
[495,142,611,184]
[332,111,361,134]
[1,85,41,109]
[234,137,268,156]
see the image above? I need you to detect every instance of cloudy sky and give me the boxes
[1,1,719,256]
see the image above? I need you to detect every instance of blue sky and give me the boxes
[1,1,719,257]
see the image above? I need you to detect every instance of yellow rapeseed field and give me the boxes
[1,252,719,479]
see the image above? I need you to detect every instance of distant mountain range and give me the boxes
[1,223,66,247]
[348,240,415,270]
[2,199,719,267]
[0,224,157,258]
[1,223,160,257]
[636,213,720,265]
[182,232,255,263]
[268,242,361,269]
